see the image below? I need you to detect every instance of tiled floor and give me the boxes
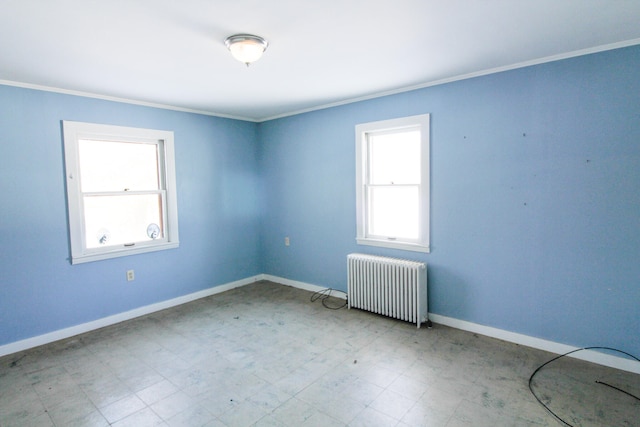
[1,281,638,426]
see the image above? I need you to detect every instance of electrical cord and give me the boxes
[528,346,640,427]
[595,380,640,401]
[310,288,348,310]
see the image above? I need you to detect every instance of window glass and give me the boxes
[355,114,430,253]
[79,139,160,192]
[368,186,419,239]
[63,121,179,264]
[368,130,420,185]
[84,194,164,248]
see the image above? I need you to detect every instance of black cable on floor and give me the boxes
[310,288,348,310]
[595,380,640,402]
[528,346,640,427]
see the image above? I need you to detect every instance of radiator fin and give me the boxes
[347,253,427,328]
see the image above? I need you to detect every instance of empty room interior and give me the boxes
[1,1,639,426]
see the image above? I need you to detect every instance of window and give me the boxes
[355,114,430,252]
[63,121,179,264]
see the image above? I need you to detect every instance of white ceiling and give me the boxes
[1,0,640,122]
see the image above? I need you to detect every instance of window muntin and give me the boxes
[63,121,179,264]
[356,114,430,253]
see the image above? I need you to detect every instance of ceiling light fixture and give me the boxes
[224,34,268,66]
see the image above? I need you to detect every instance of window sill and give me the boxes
[71,241,179,264]
[356,238,430,253]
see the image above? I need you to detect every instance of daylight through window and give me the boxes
[63,121,179,264]
[355,114,430,252]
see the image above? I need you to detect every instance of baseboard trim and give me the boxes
[0,275,261,358]
[265,276,638,373]
[2,275,637,374]
[428,314,640,374]
[262,274,348,300]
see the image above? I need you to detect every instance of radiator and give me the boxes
[347,253,429,328]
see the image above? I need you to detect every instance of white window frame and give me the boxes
[355,114,430,253]
[63,121,179,264]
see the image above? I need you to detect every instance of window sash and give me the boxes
[355,114,430,253]
[367,128,421,185]
[365,184,421,241]
[81,190,167,250]
[78,139,162,192]
[63,121,179,264]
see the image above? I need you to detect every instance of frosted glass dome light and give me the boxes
[224,34,269,66]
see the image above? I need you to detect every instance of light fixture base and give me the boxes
[224,34,269,66]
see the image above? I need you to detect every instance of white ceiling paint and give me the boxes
[1,0,639,121]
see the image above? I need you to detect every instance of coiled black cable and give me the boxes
[310,288,348,310]
[528,346,640,426]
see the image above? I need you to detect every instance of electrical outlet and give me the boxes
[285,237,290,246]
[126,270,135,281]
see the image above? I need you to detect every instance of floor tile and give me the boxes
[47,392,99,426]
[150,390,197,420]
[400,387,460,427]
[165,403,217,427]
[245,383,293,412]
[301,410,346,427]
[79,374,133,408]
[253,414,289,427]
[99,394,147,424]
[216,399,268,427]
[0,281,637,427]
[111,407,166,427]
[446,399,544,427]
[271,397,318,425]
[340,377,385,406]
[137,379,181,405]
[347,407,401,427]
[368,388,417,420]
[387,373,429,400]
[62,409,110,427]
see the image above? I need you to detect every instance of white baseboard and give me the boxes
[262,274,348,299]
[266,276,639,374]
[429,314,640,374]
[2,274,637,375]
[0,275,261,358]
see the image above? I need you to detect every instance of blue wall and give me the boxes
[259,45,640,355]
[1,45,639,356]
[0,86,262,346]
